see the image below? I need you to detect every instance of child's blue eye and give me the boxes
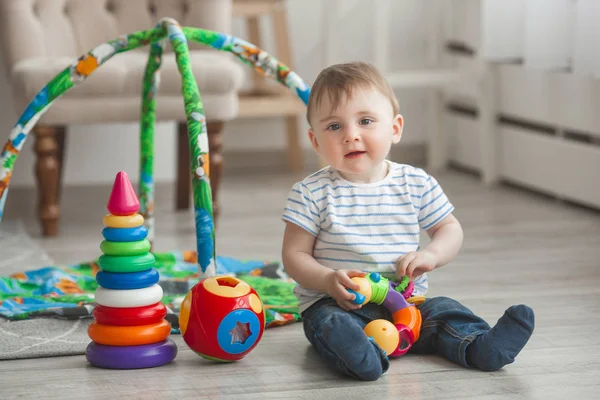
[327,123,341,131]
[360,118,373,125]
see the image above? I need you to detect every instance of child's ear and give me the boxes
[308,128,320,152]
[391,114,403,144]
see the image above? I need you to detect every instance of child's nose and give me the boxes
[343,127,360,143]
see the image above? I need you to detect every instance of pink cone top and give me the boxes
[107,171,140,216]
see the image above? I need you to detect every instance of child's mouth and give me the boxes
[345,151,366,159]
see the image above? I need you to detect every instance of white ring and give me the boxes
[94,284,163,308]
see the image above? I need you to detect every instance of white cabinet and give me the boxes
[320,0,600,210]
[443,1,600,209]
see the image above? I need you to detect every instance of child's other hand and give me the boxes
[324,269,366,311]
[396,250,438,279]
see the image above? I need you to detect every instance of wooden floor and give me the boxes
[1,167,599,399]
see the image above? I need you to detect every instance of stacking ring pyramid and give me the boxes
[85,171,177,369]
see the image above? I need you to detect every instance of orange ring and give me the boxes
[391,306,422,343]
[88,320,171,346]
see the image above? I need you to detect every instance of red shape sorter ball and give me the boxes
[178,276,265,362]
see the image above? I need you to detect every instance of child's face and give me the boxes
[308,86,403,182]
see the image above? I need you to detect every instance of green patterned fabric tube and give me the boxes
[165,20,215,277]
[139,38,164,247]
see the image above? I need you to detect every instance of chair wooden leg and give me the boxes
[176,122,191,210]
[33,125,66,236]
[175,121,224,225]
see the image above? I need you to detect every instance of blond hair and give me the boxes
[306,61,399,126]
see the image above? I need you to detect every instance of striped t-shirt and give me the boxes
[282,160,455,313]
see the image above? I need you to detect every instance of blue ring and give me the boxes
[102,226,148,242]
[96,268,159,290]
[217,309,261,355]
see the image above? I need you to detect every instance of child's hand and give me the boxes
[324,269,367,311]
[396,250,438,279]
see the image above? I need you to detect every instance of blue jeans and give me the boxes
[301,296,491,381]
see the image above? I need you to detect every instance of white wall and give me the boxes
[0,0,433,187]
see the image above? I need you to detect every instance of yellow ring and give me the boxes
[407,295,426,305]
[103,213,144,228]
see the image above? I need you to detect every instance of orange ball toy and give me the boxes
[363,319,400,355]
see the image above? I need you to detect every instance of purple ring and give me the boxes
[85,339,177,369]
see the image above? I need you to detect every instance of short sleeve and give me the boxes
[282,182,321,237]
[416,173,454,230]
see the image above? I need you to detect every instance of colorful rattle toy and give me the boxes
[179,276,265,362]
[348,273,422,357]
[85,171,177,369]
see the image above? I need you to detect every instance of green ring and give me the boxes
[98,253,156,273]
[395,275,410,293]
[100,239,151,256]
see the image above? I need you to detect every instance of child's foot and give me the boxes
[466,305,535,371]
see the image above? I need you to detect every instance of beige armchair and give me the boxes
[0,0,245,236]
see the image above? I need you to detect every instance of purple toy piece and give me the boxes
[85,339,177,369]
[383,282,412,314]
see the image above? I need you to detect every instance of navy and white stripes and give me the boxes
[282,161,454,312]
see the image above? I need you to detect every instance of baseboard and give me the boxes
[222,143,428,175]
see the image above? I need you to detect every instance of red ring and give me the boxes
[93,302,167,326]
[402,281,415,299]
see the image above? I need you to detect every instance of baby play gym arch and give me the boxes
[0,17,310,277]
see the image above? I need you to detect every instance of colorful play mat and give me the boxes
[0,251,300,331]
